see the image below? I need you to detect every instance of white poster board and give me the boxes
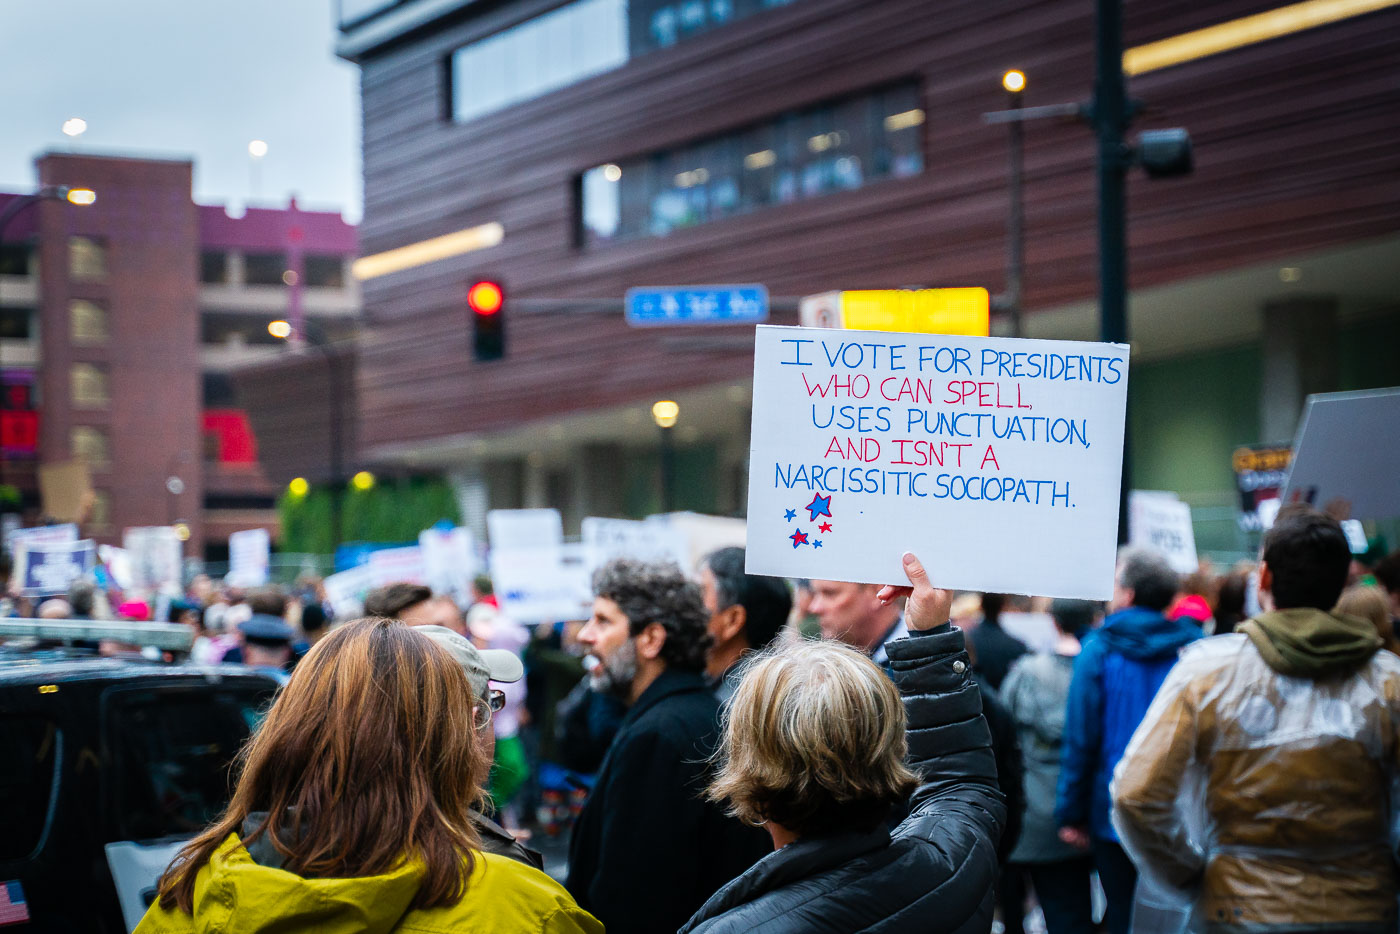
[14,539,97,597]
[745,325,1130,599]
[322,564,378,619]
[582,517,689,573]
[1284,387,1400,521]
[366,545,428,586]
[227,528,271,587]
[490,542,593,624]
[420,527,480,603]
[487,509,564,551]
[6,522,78,553]
[1128,491,1199,575]
[123,527,183,594]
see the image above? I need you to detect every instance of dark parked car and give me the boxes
[0,622,280,932]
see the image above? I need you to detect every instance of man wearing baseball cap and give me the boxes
[414,624,540,869]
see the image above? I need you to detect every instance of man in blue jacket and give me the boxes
[1054,547,1198,934]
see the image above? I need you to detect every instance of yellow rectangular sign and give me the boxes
[838,288,990,336]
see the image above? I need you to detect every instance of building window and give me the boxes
[0,242,31,276]
[243,252,288,286]
[69,299,107,344]
[200,251,229,284]
[0,308,31,340]
[581,81,924,246]
[303,254,346,288]
[68,236,107,281]
[71,426,109,467]
[448,0,803,124]
[70,364,110,408]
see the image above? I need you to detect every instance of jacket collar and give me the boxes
[626,667,710,721]
[688,825,891,926]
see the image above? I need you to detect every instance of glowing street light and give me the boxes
[288,477,309,497]
[1002,70,1027,93]
[248,139,269,159]
[351,470,376,492]
[267,319,293,339]
[65,187,96,206]
[62,117,87,138]
[651,400,680,429]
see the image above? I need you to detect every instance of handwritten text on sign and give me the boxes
[745,326,1130,599]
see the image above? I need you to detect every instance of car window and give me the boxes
[105,686,274,841]
[0,716,60,860]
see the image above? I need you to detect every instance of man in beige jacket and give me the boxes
[1113,505,1400,933]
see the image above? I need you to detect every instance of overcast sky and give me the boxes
[0,0,362,221]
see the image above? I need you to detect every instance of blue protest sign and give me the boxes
[625,285,768,327]
[17,539,96,597]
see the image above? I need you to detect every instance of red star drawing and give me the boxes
[818,521,833,533]
[789,530,809,548]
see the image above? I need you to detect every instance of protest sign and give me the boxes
[490,543,593,624]
[420,527,480,603]
[6,523,78,554]
[38,460,94,524]
[745,325,1130,599]
[322,564,378,619]
[14,539,96,597]
[1284,386,1400,521]
[123,527,183,593]
[582,517,688,573]
[366,545,428,586]
[227,528,271,587]
[487,509,563,550]
[1128,491,1199,575]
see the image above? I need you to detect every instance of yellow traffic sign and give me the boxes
[799,288,989,335]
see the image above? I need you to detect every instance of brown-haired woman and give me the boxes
[136,617,601,934]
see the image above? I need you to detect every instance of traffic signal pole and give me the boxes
[1093,0,1132,543]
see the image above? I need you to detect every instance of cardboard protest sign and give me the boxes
[490,543,593,624]
[1128,491,1199,575]
[6,523,78,554]
[420,527,479,603]
[322,564,378,619]
[487,509,563,550]
[1232,443,1291,532]
[582,517,688,573]
[745,325,1130,599]
[38,460,94,524]
[14,539,96,597]
[123,527,183,593]
[227,529,271,587]
[1284,386,1400,521]
[367,546,428,586]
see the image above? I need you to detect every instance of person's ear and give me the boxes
[636,621,668,661]
[713,605,747,645]
[1259,562,1273,600]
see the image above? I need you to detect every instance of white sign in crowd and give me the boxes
[744,325,1131,600]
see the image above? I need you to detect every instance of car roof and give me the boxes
[0,653,283,688]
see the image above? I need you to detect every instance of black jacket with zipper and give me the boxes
[678,624,1005,934]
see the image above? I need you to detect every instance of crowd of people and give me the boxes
[5,505,1400,932]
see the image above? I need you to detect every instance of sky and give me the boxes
[0,0,362,221]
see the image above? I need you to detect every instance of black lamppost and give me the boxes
[651,400,679,513]
[1001,69,1026,338]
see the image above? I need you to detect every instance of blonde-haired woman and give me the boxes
[137,617,600,934]
[681,553,1005,934]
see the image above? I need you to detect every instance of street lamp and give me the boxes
[61,117,87,139]
[652,400,679,512]
[1001,70,1026,338]
[268,317,349,550]
[248,140,268,201]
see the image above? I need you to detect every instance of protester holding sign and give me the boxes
[680,553,1004,934]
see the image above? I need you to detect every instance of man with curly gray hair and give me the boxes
[567,559,769,934]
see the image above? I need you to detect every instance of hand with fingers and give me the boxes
[877,552,955,632]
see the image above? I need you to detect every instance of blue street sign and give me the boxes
[625,285,769,327]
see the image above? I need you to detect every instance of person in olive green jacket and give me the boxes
[136,617,601,934]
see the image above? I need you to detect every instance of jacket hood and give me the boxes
[1096,606,1200,660]
[1242,607,1382,678]
[186,834,422,934]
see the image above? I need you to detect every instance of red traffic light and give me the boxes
[468,280,504,315]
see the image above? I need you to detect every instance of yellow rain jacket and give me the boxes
[135,834,603,934]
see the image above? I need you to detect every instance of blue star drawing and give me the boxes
[805,493,833,522]
[784,508,797,522]
[813,539,823,548]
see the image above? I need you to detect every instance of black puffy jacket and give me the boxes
[678,625,1006,934]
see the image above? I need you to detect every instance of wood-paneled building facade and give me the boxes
[339,0,1400,548]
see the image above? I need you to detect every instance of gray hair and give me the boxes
[1115,547,1179,612]
[592,558,711,673]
